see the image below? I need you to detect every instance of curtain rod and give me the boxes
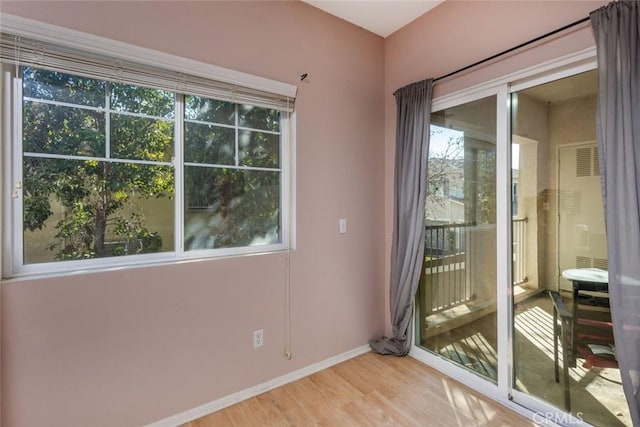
[433,16,591,83]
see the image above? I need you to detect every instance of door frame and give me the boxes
[411,48,598,424]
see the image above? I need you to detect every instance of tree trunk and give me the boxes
[94,163,109,256]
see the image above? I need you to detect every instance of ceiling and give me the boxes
[300,1,598,102]
[302,0,444,38]
[521,70,598,104]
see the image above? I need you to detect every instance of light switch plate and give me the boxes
[339,218,347,234]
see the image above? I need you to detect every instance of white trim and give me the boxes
[174,93,185,255]
[280,111,292,249]
[5,66,294,278]
[2,248,289,283]
[0,13,297,99]
[1,70,11,274]
[418,47,601,425]
[11,242,291,278]
[511,389,592,426]
[11,76,22,276]
[495,84,512,399]
[288,111,297,251]
[410,346,499,397]
[432,83,500,114]
[433,47,596,111]
[146,345,371,427]
[509,61,597,94]
[23,152,174,167]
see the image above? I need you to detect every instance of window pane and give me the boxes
[110,83,174,118]
[110,114,174,162]
[23,101,105,157]
[417,95,497,382]
[23,157,174,264]
[239,104,280,132]
[184,166,280,250]
[184,122,235,165]
[16,65,288,272]
[510,70,627,425]
[185,95,235,125]
[238,130,280,168]
[22,67,105,107]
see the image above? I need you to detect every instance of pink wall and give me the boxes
[382,0,608,333]
[0,2,386,426]
[0,0,617,425]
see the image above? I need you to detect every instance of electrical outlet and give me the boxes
[253,329,264,348]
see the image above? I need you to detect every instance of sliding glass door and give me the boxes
[414,63,631,426]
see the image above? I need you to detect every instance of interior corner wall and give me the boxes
[382,0,608,335]
[0,2,386,426]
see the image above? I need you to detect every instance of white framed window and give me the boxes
[0,18,296,277]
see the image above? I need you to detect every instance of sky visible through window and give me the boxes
[430,125,463,158]
[430,124,520,170]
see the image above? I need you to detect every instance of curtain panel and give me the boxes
[591,1,640,423]
[371,79,433,356]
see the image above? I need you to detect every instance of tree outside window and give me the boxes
[20,67,283,265]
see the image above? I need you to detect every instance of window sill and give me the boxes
[2,246,292,283]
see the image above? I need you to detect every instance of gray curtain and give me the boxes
[371,79,432,356]
[591,1,640,424]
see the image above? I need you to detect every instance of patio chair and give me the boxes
[549,289,617,412]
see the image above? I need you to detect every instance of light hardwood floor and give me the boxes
[183,352,534,426]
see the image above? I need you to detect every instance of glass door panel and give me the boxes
[416,95,498,381]
[511,70,630,426]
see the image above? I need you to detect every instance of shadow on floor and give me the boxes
[420,292,630,426]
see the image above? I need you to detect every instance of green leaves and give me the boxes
[22,68,174,262]
[23,67,105,107]
[239,104,280,132]
[184,122,235,165]
[21,67,282,265]
[183,167,280,250]
[111,83,174,118]
[110,114,173,162]
[23,101,106,156]
[185,95,234,124]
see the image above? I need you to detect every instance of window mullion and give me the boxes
[11,74,24,275]
[105,81,111,159]
[234,103,239,166]
[22,152,173,167]
[174,92,184,256]
[281,111,291,249]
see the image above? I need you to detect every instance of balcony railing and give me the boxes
[422,218,528,314]
[512,217,528,285]
[423,223,474,314]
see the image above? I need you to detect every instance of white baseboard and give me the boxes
[146,344,371,427]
